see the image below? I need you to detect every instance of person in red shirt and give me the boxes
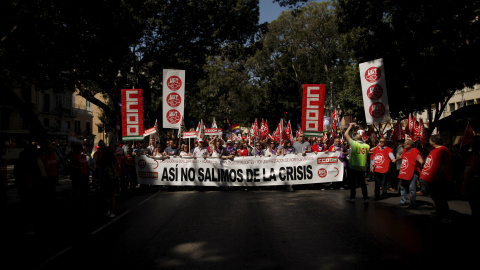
[0,142,7,209]
[124,148,137,194]
[39,139,59,204]
[462,136,480,222]
[370,138,395,200]
[70,144,89,204]
[311,137,326,153]
[420,135,452,222]
[394,139,424,208]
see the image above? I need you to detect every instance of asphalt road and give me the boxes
[2,180,477,270]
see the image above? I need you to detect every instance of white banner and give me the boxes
[359,58,390,125]
[135,152,343,186]
[163,69,185,129]
[204,128,223,136]
[182,131,198,139]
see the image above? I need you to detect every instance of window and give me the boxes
[449,103,455,112]
[86,100,91,110]
[75,120,81,133]
[466,99,475,106]
[457,102,463,109]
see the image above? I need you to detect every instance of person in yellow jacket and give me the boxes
[344,123,370,204]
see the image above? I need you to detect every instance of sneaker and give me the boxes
[364,198,369,205]
[108,213,116,218]
[346,198,355,203]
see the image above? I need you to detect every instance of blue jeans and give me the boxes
[400,174,418,205]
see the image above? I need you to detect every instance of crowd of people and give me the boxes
[2,123,479,233]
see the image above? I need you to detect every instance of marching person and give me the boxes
[264,140,277,156]
[420,135,452,222]
[211,140,235,160]
[279,139,295,155]
[38,139,59,205]
[293,133,311,156]
[370,138,395,200]
[344,123,370,204]
[252,142,264,156]
[192,139,209,158]
[99,146,119,218]
[394,139,424,208]
[237,142,250,157]
[311,137,326,153]
[70,144,89,204]
[329,137,349,189]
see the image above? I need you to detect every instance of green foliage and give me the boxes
[244,1,363,128]
[336,0,480,129]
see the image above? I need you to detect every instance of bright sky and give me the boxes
[259,0,323,24]
[258,0,291,23]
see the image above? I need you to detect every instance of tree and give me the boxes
[336,0,480,133]
[1,0,155,141]
[1,0,261,141]
[246,1,361,129]
[135,0,261,129]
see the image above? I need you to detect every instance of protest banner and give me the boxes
[163,69,185,129]
[182,131,198,139]
[359,58,391,125]
[302,84,325,137]
[135,152,343,187]
[121,89,144,141]
[204,128,223,136]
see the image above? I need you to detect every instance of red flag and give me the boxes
[417,119,428,144]
[409,114,417,137]
[285,120,293,142]
[391,121,405,140]
[405,114,411,135]
[265,120,269,138]
[461,123,475,147]
[332,109,339,131]
[254,119,259,138]
[413,117,423,142]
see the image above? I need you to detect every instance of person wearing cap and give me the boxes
[192,139,208,158]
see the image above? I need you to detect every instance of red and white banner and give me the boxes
[302,84,325,137]
[204,128,223,136]
[121,89,144,141]
[163,69,185,129]
[136,152,344,186]
[182,131,198,139]
[359,58,391,125]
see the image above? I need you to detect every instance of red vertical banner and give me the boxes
[121,89,144,140]
[302,84,325,137]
